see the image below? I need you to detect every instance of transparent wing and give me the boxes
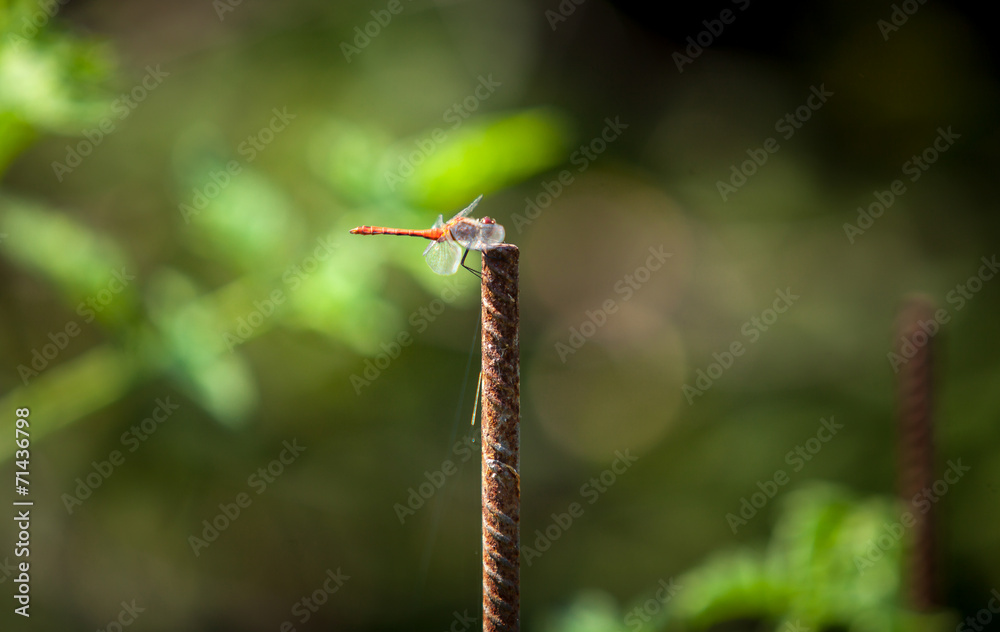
[478,222,505,249]
[449,220,480,249]
[422,238,463,275]
[446,194,483,222]
[450,218,505,250]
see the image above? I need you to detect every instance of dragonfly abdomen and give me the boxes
[349,226,442,240]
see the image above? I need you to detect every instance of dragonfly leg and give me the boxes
[470,370,483,426]
[460,248,482,279]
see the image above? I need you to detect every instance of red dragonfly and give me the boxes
[349,195,505,276]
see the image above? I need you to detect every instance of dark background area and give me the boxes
[1,0,998,630]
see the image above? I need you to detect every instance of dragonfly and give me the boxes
[349,195,505,276]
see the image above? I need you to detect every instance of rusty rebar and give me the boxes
[480,244,520,632]
[895,295,938,611]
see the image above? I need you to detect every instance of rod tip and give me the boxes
[485,243,519,255]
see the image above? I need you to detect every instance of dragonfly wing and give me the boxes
[449,220,480,249]
[447,194,483,222]
[478,222,505,248]
[423,238,463,275]
[449,217,505,251]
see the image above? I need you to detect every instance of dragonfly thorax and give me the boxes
[449,218,505,251]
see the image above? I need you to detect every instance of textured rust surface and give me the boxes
[480,244,520,632]
[896,295,937,611]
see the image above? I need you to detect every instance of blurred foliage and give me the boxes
[0,0,113,170]
[541,485,955,632]
[0,1,572,443]
[1,0,998,631]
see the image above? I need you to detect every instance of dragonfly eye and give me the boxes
[481,217,496,224]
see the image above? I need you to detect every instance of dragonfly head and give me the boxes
[478,216,505,247]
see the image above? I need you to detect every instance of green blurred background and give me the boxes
[1,0,998,630]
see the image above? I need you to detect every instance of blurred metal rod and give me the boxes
[895,295,938,611]
[480,244,520,632]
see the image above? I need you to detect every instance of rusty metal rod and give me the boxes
[895,295,938,611]
[480,244,520,632]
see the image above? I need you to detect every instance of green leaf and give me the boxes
[0,196,133,305]
[380,107,572,207]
